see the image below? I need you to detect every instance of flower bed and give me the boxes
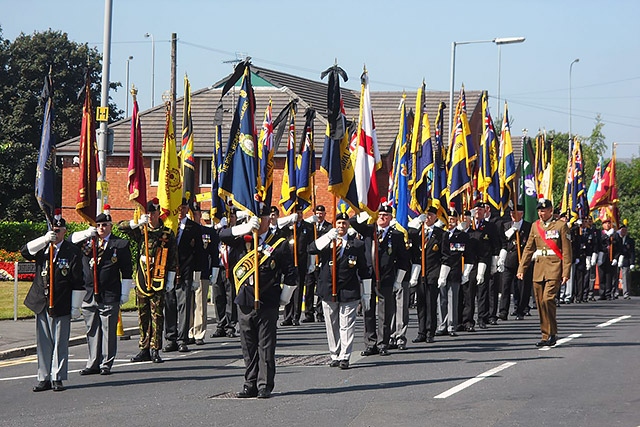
[0,261,35,281]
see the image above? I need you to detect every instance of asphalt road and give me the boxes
[1,299,639,427]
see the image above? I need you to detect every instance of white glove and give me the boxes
[585,257,592,271]
[192,271,201,290]
[347,227,357,237]
[611,259,618,267]
[71,227,97,244]
[597,252,604,266]
[305,214,319,224]
[505,227,517,240]
[130,214,149,229]
[461,263,474,284]
[512,220,522,231]
[606,228,615,237]
[631,264,635,270]
[409,264,421,287]
[497,249,507,273]
[315,228,338,250]
[308,255,317,273]
[457,222,468,232]
[277,213,298,228]
[438,265,451,288]
[356,211,371,224]
[279,284,297,306]
[217,216,228,229]
[618,255,624,266]
[232,216,260,236]
[476,263,487,285]
[574,259,580,265]
[434,219,445,229]
[211,267,220,284]
[236,210,250,221]
[490,255,499,275]
[165,271,176,292]
[360,279,372,312]
[393,269,406,292]
[408,214,427,229]
[591,253,598,267]
[26,232,57,255]
[71,290,84,319]
[120,279,133,305]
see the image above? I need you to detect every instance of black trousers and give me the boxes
[499,268,516,318]
[474,265,491,324]
[238,304,278,392]
[283,266,306,322]
[415,279,439,337]
[514,268,533,316]
[164,279,192,345]
[303,269,323,318]
[574,265,589,302]
[213,274,237,332]
[461,273,477,327]
[488,271,501,321]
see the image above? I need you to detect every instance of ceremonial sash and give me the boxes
[234,237,286,293]
[535,220,563,260]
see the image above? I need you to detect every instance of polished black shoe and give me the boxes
[178,344,190,353]
[79,367,100,375]
[498,314,508,321]
[226,330,237,338]
[465,325,476,332]
[489,319,498,325]
[301,316,315,323]
[397,343,407,350]
[131,349,152,362]
[361,346,379,356]
[257,388,271,399]
[426,335,435,343]
[210,329,226,338]
[292,320,300,326]
[449,331,458,337]
[186,337,196,345]
[329,359,340,367]
[280,320,293,326]
[547,335,557,346]
[195,339,205,346]
[163,341,178,352]
[339,360,350,370]
[411,335,426,343]
[151,349,164,363]
[316,315,324,322]
[32,381,51,392]
[535,339,549,347]
[478,322,488,329]
[99,368,111,375]
[379,348,390,356]
[455,324,465,332]
[510,310,518,316]
[515,315,524,320]
[388,342,398,350]
[51,380,65,392]
[434,330,447,337]
[237,385,258,398]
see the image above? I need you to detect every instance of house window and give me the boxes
[200,158,212,187]
[150,158,161,186]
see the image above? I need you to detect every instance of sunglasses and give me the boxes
[53,229,62,233]
[96,223,111,227]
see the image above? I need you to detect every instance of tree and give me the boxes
[0,27,122,221]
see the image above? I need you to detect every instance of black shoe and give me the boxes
[280,320,293,326]
[455,324,465,332]
[301,316,315,323]
[478,322,488,329]
[79,367,100,375]
[195,339,205,346]
[515,315,524,320]
[316,315,324,322]
[226,330,237,338]
[498,314,507,321]
[361,346,379,356]
[411,335,426,343]
[292,320,300,326]
[210,329,226,338]
[388,342,398,350]
[449,331,458,337]
[100,368,111,375]
[397,343,407,350]
[51,380,65,392]
[163,341,178,352]
[434,330,447,337]
[465,325,476,332]
[236,385,258,398]
[547,335,557,346]
[379,348,390,356]
[186,337,196,345]
[339,360,350,370]
[329,359,340,367]
[151,349,164,363]
[178,344,190,353]
[489,319,498,325]
[257,388,271,399]
[32,381,51,392]
[535,339,550,348]
[426,335,435,343]
[510,311,518,316]
[131,349,152,362]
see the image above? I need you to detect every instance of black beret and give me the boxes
[315,205,326,212]
[259,205,271,217]
[147,198,160,212]
[95,213,112,223]
[336,212,349,221]
[427,206,438,215]
[52,217,66,228]
[379,204,393,214]
[269,206,279,215]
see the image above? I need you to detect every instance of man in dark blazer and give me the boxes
[71,210,133,376]
[165,198,205,353]
[302,204,332,323]
[22,214,84,392]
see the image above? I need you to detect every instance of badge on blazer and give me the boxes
[483,234,489,240]
[58,258,70,276]
[348,255,357,268]
[545,230,559,239]
[432,243,439,252]
[202,234,211,249]
[387,241,393,255]
[450,242,465,252]
[236,265,246,280]
[111,248,118,264]
[270,259,277,270]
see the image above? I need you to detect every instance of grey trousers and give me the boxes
[82,296,118,370]
[35,311,71,381]
[438,280,460,332]
[322,299,359,361]
[165,279,193,345]
[390,281,409,345]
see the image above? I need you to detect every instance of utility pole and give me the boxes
[171,33,177,127]
[96,0,113,214]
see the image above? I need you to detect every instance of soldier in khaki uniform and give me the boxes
[517,196,572,347]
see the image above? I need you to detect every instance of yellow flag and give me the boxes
[158,106,182,234]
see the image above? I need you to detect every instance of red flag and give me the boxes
[75,75,98,225]
[589,150,617,210]
[127,94,147,211]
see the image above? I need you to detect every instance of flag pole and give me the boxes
[331,195,337,302]
[48,242,54,312]
[254,226,260,310]
[92,237,99,295]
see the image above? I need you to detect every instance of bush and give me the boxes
[0,221,86,252]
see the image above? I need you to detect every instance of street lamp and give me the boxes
[569,58,580,140]
[144,32,155,108]
[125,55,133,117]
[496,37,526,117]
[448,36,526,141]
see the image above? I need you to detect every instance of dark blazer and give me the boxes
[200,224,221,278]
[443,227,473,281]
[614,233,635,267]
[468,219,501,265]
[21,239,84,316]
[501,220,532,270]
[176,217,205,281]
[409,226,450,284]
[309,234,371,302]
[79,234,133,304]
[281,220,315,267]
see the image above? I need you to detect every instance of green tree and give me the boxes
[0,28,122,221]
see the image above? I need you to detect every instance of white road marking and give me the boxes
[596,315,631,328]
[434,362,517,399]
[538,333,582,351]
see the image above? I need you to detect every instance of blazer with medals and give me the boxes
[219,227,298,308]
[308,234,371,302]
[409,225,450,284]
[501,220,532,271]
[444,226,475,281]
[21,239,84,316]
[614,232,635,267]
[79,234,133,304]
[468,219,501,265]
[176,217,205,282]
[281,219,315,268]
[199,224,221,279]
[518,218,572,282]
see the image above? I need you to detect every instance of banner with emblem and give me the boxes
[76,70,98,225]
[158,105,182,234]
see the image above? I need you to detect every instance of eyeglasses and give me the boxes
[96,223,111,228]
[53,229,62,233]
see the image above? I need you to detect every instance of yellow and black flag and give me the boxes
[181,75,195,203]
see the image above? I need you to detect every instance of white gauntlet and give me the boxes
[438,265,451,288]
[409,264,421,287]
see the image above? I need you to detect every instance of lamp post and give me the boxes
[144,32,154,108]
[125,55,133,117]
[569,58,579,140]
[449,36,525,141]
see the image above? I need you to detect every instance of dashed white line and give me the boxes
[538,333,582,351]
[596,315,631,328]
[434,362,517,399]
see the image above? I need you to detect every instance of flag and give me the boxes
[447,106,473,203]
[181,75,195,203]
[590,149,618,210]
[35,72,56,226]
[568,138,588,222]
[158,105,182,234]
[296,108,316,213]
[535,131,553,200]
[409,81,432,214]
[431,102,449,223]
[211,107,225,222]
[587,156,602,205]
[520,136,538,223]
[499,101,517,212]
[320,65,359,212]
[127,91,147,213]
[353,69,382,216]
[279,105,297,214]
[477,91,500,210]
[219,62,260,215]
[391,95,410,239]
[76,72,98,224]
[257,100,275,208]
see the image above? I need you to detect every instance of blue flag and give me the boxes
[211,110,226,222]
[393,97,410,239]
[35,73,56,226]
[296,108,316,213]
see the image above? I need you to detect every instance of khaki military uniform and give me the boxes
[517,218,572,341]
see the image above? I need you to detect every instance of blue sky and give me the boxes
[2,0,639,157]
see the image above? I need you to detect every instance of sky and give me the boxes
[2,0,639,158]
